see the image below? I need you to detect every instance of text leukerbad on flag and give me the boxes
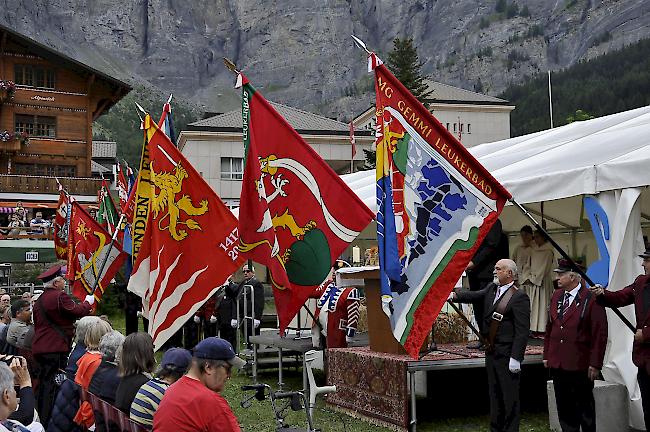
[371,52,511,358]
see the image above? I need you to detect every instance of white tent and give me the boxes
[341,105,650,429]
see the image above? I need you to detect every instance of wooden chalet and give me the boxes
[0,24,131,199]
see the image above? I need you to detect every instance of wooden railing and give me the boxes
[0,174,102,195]
[0,139,22,153]
[0,226,53,240]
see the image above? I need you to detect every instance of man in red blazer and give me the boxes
[591,247,650,429]
[544,260,608,432]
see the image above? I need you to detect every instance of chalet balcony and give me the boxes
[0,139,22,153]
[0,174,102,196]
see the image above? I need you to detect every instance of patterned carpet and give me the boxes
[326,343,544,430]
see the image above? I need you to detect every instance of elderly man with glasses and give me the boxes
[153,337,244,432]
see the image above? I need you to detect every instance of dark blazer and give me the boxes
[454,282,530,361]
[238,277,265,320]
[597,274,650,372]
[468,220,503,281]
[544,286,608,370]
[32,287,92,356]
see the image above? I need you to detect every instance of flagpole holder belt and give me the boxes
[486,286,516,353]
[491,312,504,322]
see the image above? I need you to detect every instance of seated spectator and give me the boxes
[0,359,40,432]
[89,330,125,404]
[29,212,49,237]
[152,337,244,432]
[8,356,41,429]
[131,348,191,428]
[65,316,101,380]
[6,214,24,238]
[72,320,112,428]
[7,300,34,350]
[115,332,155,413]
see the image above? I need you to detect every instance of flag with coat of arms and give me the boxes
[236,72,374,333]
[128,115,244,350]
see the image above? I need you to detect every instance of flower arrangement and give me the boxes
[0,80,17,100]
[0,131,29,146]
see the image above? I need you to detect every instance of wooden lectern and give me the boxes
[337,267,406,355]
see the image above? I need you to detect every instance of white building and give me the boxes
[354,80,514,148]
[178,102,374,209]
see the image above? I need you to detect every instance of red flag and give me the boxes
[128,115,244,350]
[349,121,356,158]
[66,201,127,303]
[117,164,129,211]
[53,186,71,259]
[237,74,374,333]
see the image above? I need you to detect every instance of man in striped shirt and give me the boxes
[130,348,192,428]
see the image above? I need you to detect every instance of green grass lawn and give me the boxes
[107,312,552,431]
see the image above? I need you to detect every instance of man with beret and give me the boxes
[545,259,608,432]
[153,337,244,431]
[32,264,95,426]
[591,246,650,429]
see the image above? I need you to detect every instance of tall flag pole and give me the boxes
[349,121,356,173]
[127,112,244,350]
[116,163,129,211]
[231,63,374,334]
[96,178,119,236]
[354,36,511,358]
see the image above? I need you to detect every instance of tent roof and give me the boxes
[341,105,650,231]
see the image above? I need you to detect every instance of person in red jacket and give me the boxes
[591,246,650,429]
[32,264,94,426]
[544,260,608,432]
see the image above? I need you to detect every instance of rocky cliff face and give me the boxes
[1,0,649,119]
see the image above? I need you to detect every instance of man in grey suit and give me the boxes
[449,258,530,432]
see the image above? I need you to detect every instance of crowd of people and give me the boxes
[0,262,256,432]
[0,202,57,238]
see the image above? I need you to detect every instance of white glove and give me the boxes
[254,319,261,329]
[84,294,95,305]
[193,315,201,324]
[136,311,143,318]
[230,319,238,328]
[210,315,218,324]
[447,292,455,301]
[509,358,521,373]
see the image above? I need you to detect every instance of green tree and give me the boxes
[566,109,594,123]
[520,5,530,17]
[495,0,507,13]
[363,37,433,168]
[386,37,433,105]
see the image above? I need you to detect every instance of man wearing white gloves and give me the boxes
[31,264,93,426]
[448,259,530,432]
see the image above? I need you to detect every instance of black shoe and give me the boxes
[467,341,484,350]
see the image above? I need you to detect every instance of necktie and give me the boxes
[562,292,571,313]
[494,286,502,304]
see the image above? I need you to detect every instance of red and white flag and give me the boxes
[128,115,244,350]
[349,121,356,158]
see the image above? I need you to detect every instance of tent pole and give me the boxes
[509,198,636,333]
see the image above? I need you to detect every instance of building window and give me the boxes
[14,163,76,177]
[467,124,472,134]
[14,64,56,89]
[459,123,464,133]
[446,123,450,130]
[453,123,457,132]
[15,114,56,138]
[220,157,243,180]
